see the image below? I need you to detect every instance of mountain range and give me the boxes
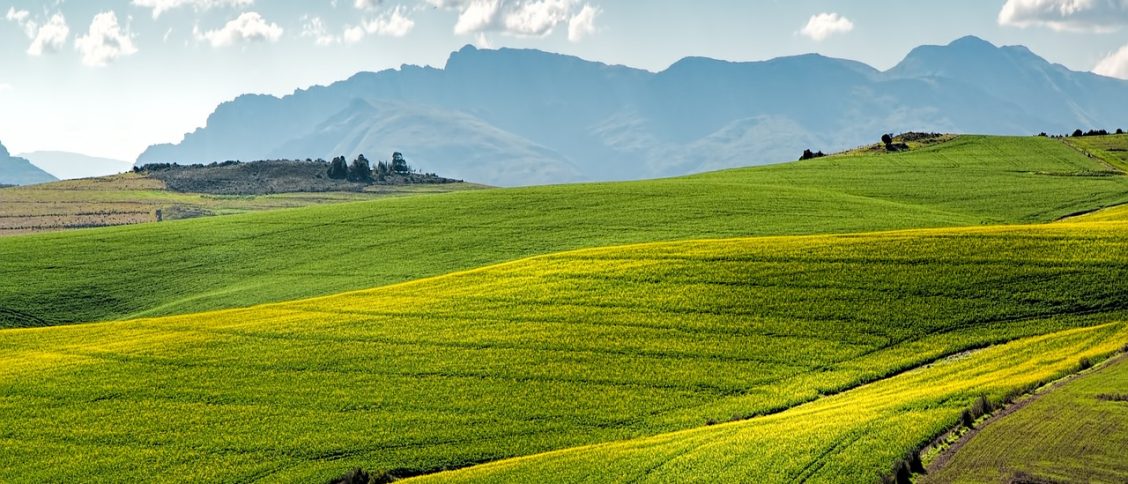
[18,151,133,180]
[137,36,1128,186]
[0,140,56,186]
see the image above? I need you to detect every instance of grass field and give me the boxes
[1064,133,1128,172]
[3,215,1128,482]
[0,173,481,236]
[3,135,1128,328]
[923,355,1128,483]
[419,325,1127,483]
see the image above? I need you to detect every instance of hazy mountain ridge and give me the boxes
[0,141,56,186]
[137,36,1128,185]
[19,151,132,180]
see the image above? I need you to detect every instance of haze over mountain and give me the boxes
[19,152,133,180]
[137,36,1128,186]
[0,141,56,186]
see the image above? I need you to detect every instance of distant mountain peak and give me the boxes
[948,35,996,49]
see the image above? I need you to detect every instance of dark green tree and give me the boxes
[348,155,373,182]
[391,152,410,174]
[328,156,349,179]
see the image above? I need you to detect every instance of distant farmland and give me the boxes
[2,134,1128,482]
[0,172,480,236]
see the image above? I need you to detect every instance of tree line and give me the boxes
[327,152,413,183]
[1038,128,1125,138]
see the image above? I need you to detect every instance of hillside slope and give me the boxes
[136,37,1128,185]
[2,219,1127,482]
[3,136,1128,327]
[0,141,56,186]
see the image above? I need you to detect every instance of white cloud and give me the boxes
[301,16,339,46]
[74,11,138,67]
[432,0,594,38]
[1094,43,1128,79]
[363,6,415,37]
[342,6,415,44]
[5,7,29,23]
[354,0,380,10]
[27,13,70,56]
[131,0,255,19]
[567,3,598,42]
[7,8,71,56]
[798,12,854,41]
[999,0,1128,32]
[343,25,366,44]
[0,83,12,93]
[195,11,283,48]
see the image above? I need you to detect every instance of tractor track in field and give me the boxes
[924,351,1128,476]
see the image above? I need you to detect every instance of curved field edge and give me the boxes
[411,324,1128,483]
[4,135,1128,327]
[3,217,1128,481]
[922,352,1128,483]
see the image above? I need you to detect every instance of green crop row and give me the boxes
[3,216,1128,482]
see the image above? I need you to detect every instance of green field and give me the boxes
[923,355,1128,483]
[3,134,1128,482]
[1064,133,1128,172]
[420,324,1126,483]
[3,215,1128,482]
[3,135,1128,328]
[0,173,482,236]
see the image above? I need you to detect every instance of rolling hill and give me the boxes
[4,136,1128,328]
[136,37,1128,185]
[2,215,1127,482]
[0,140,56,186]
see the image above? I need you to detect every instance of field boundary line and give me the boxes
[922,350,1128,476]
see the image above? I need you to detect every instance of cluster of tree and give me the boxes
[327,152,414,183]
[327,155,372,182]
[1072,129,1117,137]
[1038,129,1125,138]
[134,160,241,172]
[799,149,826,160]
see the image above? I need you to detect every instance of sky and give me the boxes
[2,0,1128,161]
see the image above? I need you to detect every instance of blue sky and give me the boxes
[2,0,1128,160]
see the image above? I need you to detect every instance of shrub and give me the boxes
[960,409,975,428]
[881,134,894,146]
[882,453,919,484]
[1079,357,1093,370]
[329,468,373,484]
[799,149,826,160]
[1072,129,1084,137]
[1118,128,1125,135]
